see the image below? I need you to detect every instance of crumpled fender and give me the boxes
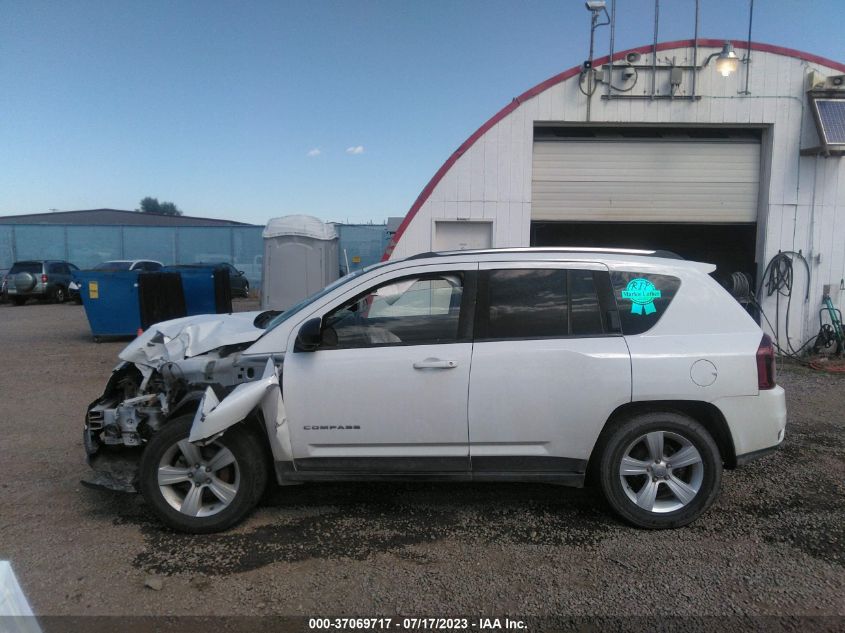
[188,358,281,443]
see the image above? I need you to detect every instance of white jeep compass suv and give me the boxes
[84,248,787,533]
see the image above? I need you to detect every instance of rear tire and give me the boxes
[139,416,268,533]
[599,411,722,529]
[12,296,26,306]
[52,286,66,303]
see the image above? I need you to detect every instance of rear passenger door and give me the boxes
[467,262,632,477]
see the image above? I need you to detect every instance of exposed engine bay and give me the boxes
[83,311,277,492]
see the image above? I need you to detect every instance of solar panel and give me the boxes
[815,99,845,145]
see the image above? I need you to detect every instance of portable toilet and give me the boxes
[261,215,339,310]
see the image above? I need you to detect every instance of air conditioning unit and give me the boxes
[823,74,845,90]
[806,70,826,91]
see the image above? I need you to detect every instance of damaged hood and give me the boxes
[119,312,264,368]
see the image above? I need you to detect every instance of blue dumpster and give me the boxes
[172,267,219,315]
[76,267,230,342]
[163,265,232,315]
[75,271,143,340]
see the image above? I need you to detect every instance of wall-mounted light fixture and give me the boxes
[714,42,740,77]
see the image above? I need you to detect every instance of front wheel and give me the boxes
[139,416,268,533]
[599,411,722,529]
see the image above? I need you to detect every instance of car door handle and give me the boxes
[413,358,458,369]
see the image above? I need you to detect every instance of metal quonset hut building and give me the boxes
[384,39,845,352]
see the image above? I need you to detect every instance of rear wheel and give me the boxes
[599,411,722,529]
[52,286,66,303]
[242,282,250,297]
[139,416,268,533]
[12,296,26,306]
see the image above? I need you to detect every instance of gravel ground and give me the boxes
[0,300,843,620]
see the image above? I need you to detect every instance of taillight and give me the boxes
[41,273,48,284]
[756,334,776,390]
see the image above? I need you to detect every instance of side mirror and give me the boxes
[237,270,245,276]
[295,317,323,352]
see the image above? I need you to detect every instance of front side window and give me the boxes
[611,271,681,335]
[322,273,465,348]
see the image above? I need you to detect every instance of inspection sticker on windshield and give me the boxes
[621,277,661,315]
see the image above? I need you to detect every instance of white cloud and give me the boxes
[345,145,364,155]
[307,148,321,157]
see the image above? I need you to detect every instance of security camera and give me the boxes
[585,0,606,11]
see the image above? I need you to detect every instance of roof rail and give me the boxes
[405,247,684,260]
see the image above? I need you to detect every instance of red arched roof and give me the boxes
[383,38,845,260]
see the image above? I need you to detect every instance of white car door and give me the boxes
[467,262,631,479]
[283,264,478,474]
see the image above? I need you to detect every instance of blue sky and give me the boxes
[1,0,842,225]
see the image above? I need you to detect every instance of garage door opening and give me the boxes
[530,221,757,289]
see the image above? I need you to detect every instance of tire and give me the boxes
[139,416,269,533]
[12,296,26,306]
[52,286,66,303]
[242,282,250,298]
[598,411,722,529]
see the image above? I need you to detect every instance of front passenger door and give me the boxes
[284,265,477,474]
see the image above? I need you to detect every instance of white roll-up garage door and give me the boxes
[531,138,760,223]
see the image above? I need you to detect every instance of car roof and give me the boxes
[395,247,716,274]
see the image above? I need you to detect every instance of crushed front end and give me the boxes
[82,312,270,492]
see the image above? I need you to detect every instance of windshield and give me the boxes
[93,261,132,271]
[261,262,391,335]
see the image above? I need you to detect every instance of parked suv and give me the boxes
[7,260,76,305]
[84,248,786,533]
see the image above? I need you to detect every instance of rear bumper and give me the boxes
[714,386,787,461]
[7,286,48,296]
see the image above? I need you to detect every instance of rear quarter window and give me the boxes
[611,271,681,335]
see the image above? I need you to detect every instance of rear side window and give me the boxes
[611,271,681,335]
[483,269,568,338]
[476,268,612,340]
[570,269,604,336]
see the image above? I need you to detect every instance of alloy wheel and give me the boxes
[618,430,704,513]
[157,439,241,517]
